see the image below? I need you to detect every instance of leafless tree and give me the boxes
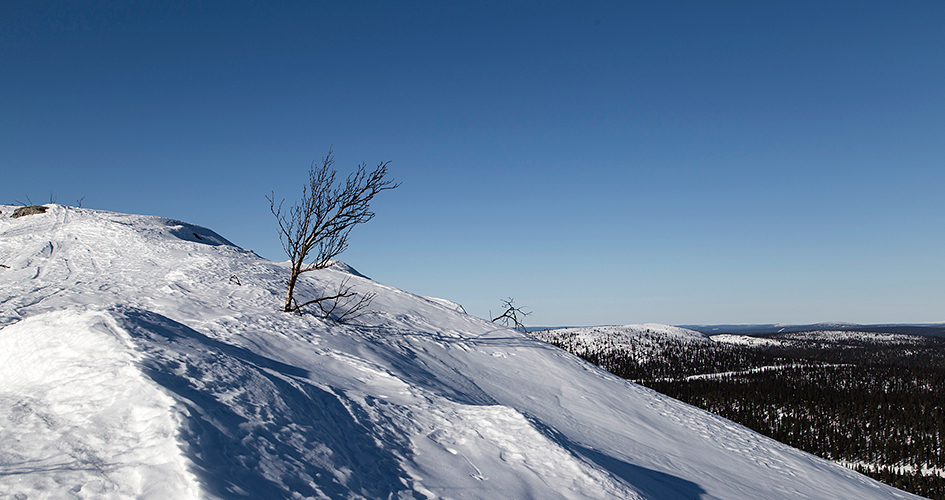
[491,297,531,331]
[315,278,378,323]
[267,148,398,317]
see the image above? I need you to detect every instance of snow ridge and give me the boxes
[0,205,922,499]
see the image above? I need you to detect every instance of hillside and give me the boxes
[534,324,945,498]
[684,323,945,338]
[530,324,767,381]
[0,205,923,499]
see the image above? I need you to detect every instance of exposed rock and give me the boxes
[11,205,47,218]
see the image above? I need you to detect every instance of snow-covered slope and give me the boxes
[539,324,710,343]
[530,324,711,365]
[0,205,921,499]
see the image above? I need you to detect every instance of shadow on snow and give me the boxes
[113,307,710,499]
[525,414,711,500]
[114,307,414,500]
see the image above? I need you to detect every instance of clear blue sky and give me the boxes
[3,1,943,326]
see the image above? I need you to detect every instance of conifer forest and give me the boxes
[531,327,945,499]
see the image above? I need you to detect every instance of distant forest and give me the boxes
[533,328,945,500]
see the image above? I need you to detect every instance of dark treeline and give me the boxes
[538,329,945,499]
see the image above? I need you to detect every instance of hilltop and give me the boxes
[0,205,922,499]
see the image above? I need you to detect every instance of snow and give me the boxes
[680,364,839,381]
[0,205,923,499]
[711,330,932,348]
[0,310,199,499]
[549,323,709,342]
[774,330,927,345]
[711,334,783,347]
[529,324,712,366]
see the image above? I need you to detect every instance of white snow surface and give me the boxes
[544,324,710,342]
[774,330,928,345]
[710,334,783,347]
[529,324,712,367]
[0,205,921,499]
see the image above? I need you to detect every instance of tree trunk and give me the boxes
[284,265,301,312]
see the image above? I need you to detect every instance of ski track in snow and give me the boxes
[0,205,924,499]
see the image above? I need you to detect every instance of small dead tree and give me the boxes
[316,278,378,323]
[491,297,531,331]
[267,148,398,317]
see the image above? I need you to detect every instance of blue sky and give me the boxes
[3,1,944,326]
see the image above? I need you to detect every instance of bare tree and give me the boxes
[491,297,531,331]
[315,278,378,323]
[267,148,399,317]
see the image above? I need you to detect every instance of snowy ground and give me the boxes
[710,334,783,347]
[0,205,923,499]
[529,324,713,366]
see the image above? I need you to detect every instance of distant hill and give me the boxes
[682,322,945,338]
[535,321,945,499]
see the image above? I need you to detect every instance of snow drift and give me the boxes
[0,205,921,499]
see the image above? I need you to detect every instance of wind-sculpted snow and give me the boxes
[0,205,923,499]
[114,307,413,499]
[0,309,199,499]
